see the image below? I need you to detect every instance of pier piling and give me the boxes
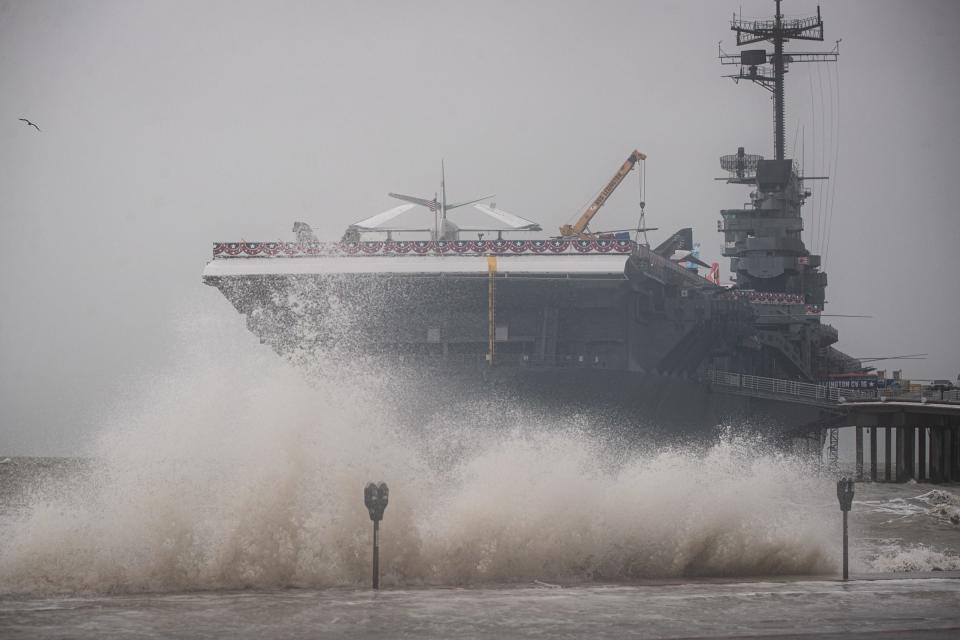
[896,428,906,482]
[918,427,927,482]
[884,425,892,482]
[855,427,863,481]
[929,427,943,483]
[947,426,957,482]
[905,427,916,481]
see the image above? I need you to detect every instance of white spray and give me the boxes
[0,314,838,594]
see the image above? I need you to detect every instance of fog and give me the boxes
[1,0,958,454]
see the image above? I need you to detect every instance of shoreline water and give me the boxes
[2,447,958,638]
[3,577,960,639]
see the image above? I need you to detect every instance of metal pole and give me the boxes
[773,0,785,160]
[372,520,380,590]
[363,481,389,591]
[842,509,849,580]
[836,478,854,581]
[487,256,496,366]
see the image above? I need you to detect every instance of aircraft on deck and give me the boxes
[344,162,541,242]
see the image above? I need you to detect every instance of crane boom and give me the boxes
[559,150,647,238]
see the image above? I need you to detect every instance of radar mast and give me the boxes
[719,0,839,160]
[716,0,839,309]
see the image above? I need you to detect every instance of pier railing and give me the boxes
[703,370,960,406]
[703,370,870,406]
[869,387,960,403]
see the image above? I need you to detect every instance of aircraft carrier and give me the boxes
[202,1,860,436]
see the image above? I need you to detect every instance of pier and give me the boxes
[705,370,960,483]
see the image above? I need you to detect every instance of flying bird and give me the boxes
[19,118,40,132]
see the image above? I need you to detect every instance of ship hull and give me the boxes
[202,243,832,443]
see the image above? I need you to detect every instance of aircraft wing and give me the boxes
[670,250,712,269]
[388,192,439,211]
[473,203,542,231]
[350,203,417,230]
[446,194,495,210]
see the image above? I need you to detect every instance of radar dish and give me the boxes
[720,150,764,178]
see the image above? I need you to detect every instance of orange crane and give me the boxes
[559,150,647,238]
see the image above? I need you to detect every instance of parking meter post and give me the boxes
[836,478,855,581]
[372,519,380,589]
[363,482,389,590]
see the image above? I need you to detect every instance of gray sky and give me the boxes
[1,0,958,455]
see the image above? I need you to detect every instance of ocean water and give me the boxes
[1,319,958,637]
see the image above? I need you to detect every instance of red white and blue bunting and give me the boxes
[723,290,821,314]
[212,239,635,259]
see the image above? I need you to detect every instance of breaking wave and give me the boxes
[866,543,960,573]
[0,315,837,595]
[914,489,960,526]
